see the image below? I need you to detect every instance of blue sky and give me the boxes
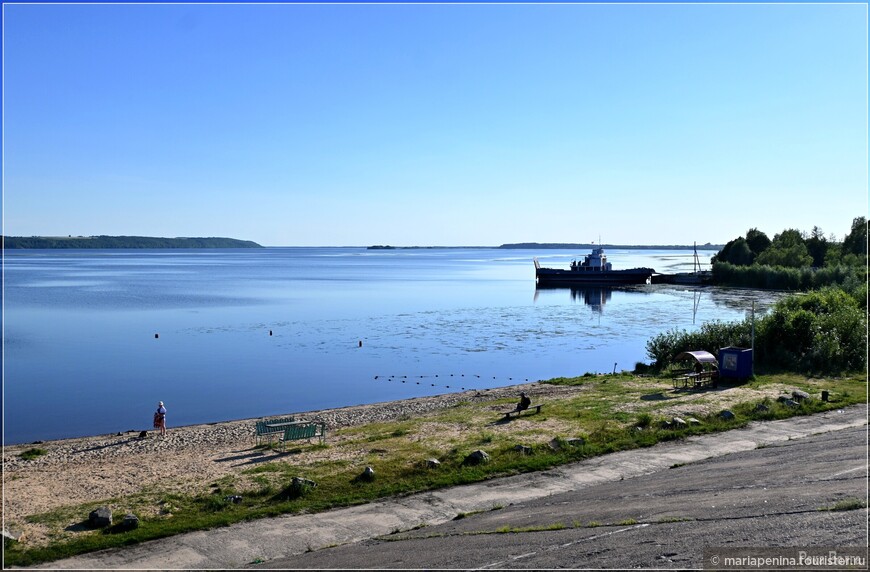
[2,2,867,246]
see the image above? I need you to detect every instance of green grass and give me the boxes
[819,498,867,512]
[19,448,47,460]
[5,371,865,567]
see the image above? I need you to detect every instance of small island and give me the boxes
[2,235,263,249]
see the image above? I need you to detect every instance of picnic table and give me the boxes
[265,420,308,429]
[254,417,295,445]
[673,371,716,390]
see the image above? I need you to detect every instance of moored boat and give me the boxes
[534,247,655,285]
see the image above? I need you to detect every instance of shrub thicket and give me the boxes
[646,288,866,374]
[712,262,862,291]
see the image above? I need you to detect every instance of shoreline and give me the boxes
[5,381,559,455]
[3,380,589,547]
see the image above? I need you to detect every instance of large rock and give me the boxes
[792,390,811,402]
[290,477,317,496]
[120,513,139,531]
[88,507,112,528]
[513,445,532,455]
[464,450,490,465]
[2,528,23,544]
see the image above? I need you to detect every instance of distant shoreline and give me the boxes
[3,236,263,249]
[2,237,722,250]
[368,243,723,250]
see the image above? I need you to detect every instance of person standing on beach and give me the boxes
[154,401,167,436]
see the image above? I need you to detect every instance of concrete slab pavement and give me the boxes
[32,404,867,569]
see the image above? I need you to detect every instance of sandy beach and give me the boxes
[3,381,587,546]
[3,377,801,549]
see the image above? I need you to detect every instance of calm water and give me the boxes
[3,247,782,444]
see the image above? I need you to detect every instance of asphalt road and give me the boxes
[260,424,868,570]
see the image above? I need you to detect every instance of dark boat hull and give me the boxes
[535,267,655,286]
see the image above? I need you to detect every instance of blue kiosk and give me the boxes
[718,346,753,382]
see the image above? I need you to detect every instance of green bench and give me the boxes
[504,404,543,419]
[278,422,326,450]
[254,417,295,445]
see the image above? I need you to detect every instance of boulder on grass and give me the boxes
[513,445,532,455]
[464,450,490,465]
[290,477,317,496]
[792,390,810,402]
[120,513,139,531]
[88,507,112,528]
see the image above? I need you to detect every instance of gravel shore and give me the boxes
[3,381,587,546]
[4,381,580,469]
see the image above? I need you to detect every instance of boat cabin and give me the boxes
[571,247,613,272]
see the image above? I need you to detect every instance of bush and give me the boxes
[645,320,752,369]
[711,262,861,291]
[646,288,866,374]
[757,288,867,373]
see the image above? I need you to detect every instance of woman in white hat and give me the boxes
[154,401,167,436]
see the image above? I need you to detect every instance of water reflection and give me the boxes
[534,285,626,312]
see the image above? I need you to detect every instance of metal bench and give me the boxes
[278,421,326,450]
[504,404,543,419]
[254,417,295,445]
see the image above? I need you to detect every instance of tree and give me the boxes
[842,216,867,257]
[713,236,754,266]
[745,228,771,257]
[755,228,812,268]
[805,226,828,268]
[724,238,754,266]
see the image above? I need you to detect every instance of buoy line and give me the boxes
[373,373,533,392]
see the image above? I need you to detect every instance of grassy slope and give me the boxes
[4,371,866,566]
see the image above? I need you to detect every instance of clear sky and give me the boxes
[2,2,867,247]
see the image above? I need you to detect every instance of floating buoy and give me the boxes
[269,330,273,336]
[359,340,363,347]
[154,333,159,339]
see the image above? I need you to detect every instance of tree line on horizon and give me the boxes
[2,236,263,249]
